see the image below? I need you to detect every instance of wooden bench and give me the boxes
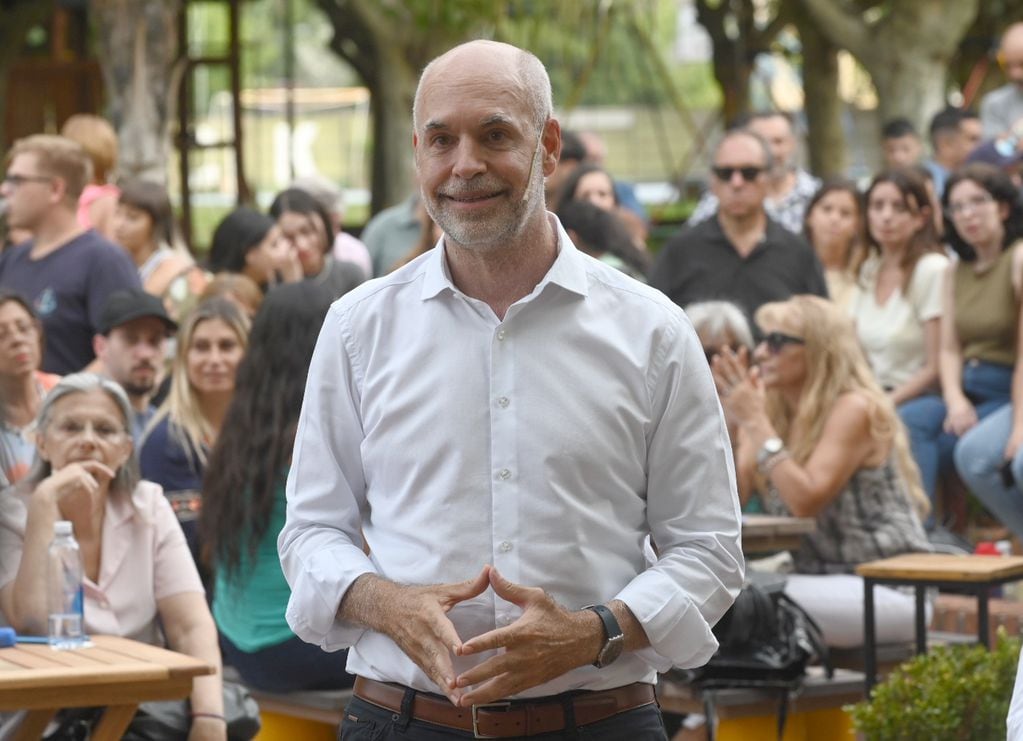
[856,553,1023,692]
[658,667,862,741]
[249,688,352,741]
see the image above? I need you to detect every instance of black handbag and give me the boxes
[677,572,831,740]
[42,680,260,741]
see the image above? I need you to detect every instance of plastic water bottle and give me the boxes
[48,520,86,650]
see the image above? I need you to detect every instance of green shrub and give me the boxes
[847,629,1020,740]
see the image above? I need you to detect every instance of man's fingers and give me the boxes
[454,652,511,688]
[458,675,519,708]
[443,565,492,606]
[458,624,513,656]
[488,567,537,605]
[428,609,465,656]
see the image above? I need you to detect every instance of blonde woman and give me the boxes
[139,299,249,559]
[713,295,931,648]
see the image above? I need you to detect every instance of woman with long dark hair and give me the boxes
[200,282,353,691]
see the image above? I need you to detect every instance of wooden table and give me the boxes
[856,553,1023,692]
[0,634,213,740]
[741,514,815,554]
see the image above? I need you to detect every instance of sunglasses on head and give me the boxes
[711,166,764,182]
[759,331,805,353]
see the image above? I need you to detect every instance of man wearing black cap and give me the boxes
[93,289,177,442]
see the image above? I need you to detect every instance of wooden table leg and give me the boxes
[91,704,139,741]
[13,709,57,741]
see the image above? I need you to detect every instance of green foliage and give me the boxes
[847,630,1021,741]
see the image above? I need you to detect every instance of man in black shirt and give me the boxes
[650,130,827,319]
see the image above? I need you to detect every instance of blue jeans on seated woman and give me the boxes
[898,361,1013,528]
[955,403,1023,541]
[220,632,356,693]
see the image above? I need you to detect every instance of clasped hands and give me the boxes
[710,346,765,424]
[382,565,602,707]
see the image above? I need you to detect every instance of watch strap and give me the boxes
[584,604,623,643]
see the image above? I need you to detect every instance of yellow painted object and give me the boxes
[254,711,337,741]
[716,708,855,741]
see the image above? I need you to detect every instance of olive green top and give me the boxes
[954,245,1018,367]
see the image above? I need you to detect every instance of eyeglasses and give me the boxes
[759,331,805,354]
[2,173,52,188]
[711,166,764,182]
[50,418,127,443]
[946,194,995,217]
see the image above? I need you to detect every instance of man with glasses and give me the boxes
[650,129,827,320]
[0,135,140,374]
[687,112,819,234]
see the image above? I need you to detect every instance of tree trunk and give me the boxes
[799,0,980,138]
[710,46,753,126]
[795,9,844,176]
[89,0,182,183]
[0,0,56,149]
[366,46,417,215]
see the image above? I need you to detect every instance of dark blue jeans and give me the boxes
[339,694,668,740]
[220,632,356,693]
[899,360,1013,527]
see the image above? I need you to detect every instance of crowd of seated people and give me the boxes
[8,72,1023,737]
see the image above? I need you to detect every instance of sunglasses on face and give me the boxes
[711,166,764,182]
[758,331,805,354]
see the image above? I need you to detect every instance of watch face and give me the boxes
[597,635,625,668]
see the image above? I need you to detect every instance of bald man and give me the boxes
[278,39,743,740]
[981,23,1023,138]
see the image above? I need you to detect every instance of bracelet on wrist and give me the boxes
[760,450,790,476]
[191,712,227,723]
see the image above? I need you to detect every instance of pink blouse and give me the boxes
[0,480,203,645]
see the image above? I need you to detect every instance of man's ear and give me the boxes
[541,118,562,178]
[93,334,107,362]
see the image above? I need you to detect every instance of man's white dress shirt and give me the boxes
[279,216,744,697]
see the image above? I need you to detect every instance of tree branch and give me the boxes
[798,0,870,60]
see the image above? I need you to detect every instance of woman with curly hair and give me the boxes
[200,282,353,691]
[713,295,931,648]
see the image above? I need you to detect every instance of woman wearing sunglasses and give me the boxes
[712,295,931,648]
[926,164,1023,541]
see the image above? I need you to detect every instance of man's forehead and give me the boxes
[715,135,767,165]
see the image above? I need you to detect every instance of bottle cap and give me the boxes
[54,521,72,536]
[0,627,14,648]
[975,541,999,556]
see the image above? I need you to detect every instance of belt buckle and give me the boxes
[472,701,511,739]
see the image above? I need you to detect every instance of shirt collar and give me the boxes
[420,213,589,301]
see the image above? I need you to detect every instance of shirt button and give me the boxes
[499,541,513,552]
[497,329,507,341]
[498,468,511,480]
[497,396,509,408]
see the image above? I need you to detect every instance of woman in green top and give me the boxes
[200,281,351,691]
[901,163,1023,532]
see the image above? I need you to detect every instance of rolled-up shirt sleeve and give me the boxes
[614,312,744,669]
[279,304,377,650]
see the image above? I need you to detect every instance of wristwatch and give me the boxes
[756,437,785,469]
[583,604,624,668]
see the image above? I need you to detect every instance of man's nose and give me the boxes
[452,139,486,179]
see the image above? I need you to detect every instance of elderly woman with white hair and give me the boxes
[0,373,226,740]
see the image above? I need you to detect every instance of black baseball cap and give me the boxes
[98,289,178,336]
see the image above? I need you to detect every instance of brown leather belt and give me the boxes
[352,676,655,738]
